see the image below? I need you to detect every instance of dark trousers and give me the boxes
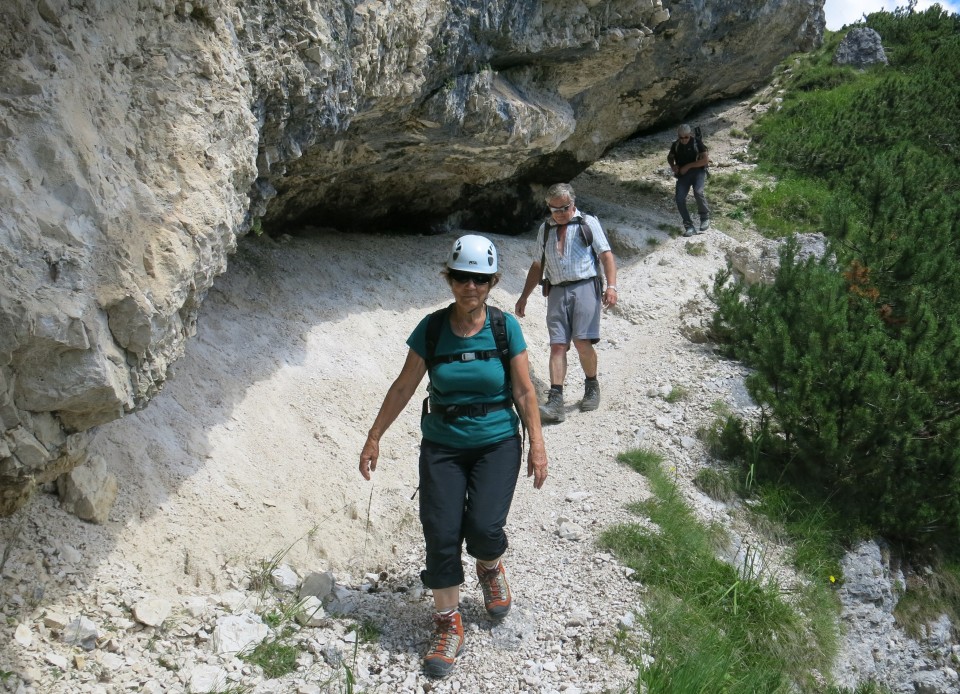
[418,435,522,589]
[675,169,710,226]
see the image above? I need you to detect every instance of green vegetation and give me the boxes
[664,385,690,402]
[626,11,960,677]
[625,178,663,196]
[749,174,832,236]
[706,171,753,198]
[352,617,381,644]
[602,449,838,693]
[892,561,960,639]
[710,5,960,557]
[237,520,366,688]
[693,467,738,504]
[242,630,299,679]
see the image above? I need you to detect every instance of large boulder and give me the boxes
[834,27,888,67]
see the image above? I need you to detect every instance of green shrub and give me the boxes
[711,235,960,550]
[712,6,960,555]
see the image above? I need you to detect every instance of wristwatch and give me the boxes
[607,285,618,291]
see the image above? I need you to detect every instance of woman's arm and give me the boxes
[359,349,427,480]
[510,350,548,488]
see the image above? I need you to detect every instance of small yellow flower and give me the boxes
[829,575,836,584]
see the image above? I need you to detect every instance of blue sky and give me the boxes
[824,0,960,30]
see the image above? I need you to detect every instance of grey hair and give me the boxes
[545,183,575,203]
[677,124,693,136]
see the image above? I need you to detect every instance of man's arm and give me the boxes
[678,145,709,174]
[667,142,680,175]
[599,250,617,308]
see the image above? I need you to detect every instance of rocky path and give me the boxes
[0,99,770,693]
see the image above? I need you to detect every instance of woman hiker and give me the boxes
[359,234,548,678]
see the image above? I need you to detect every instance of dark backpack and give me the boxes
[421,303,513,422]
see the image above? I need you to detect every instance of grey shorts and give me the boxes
[545,278,601,345]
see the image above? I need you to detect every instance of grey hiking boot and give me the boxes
[699,218,711,232]
[683,225,696,237]
[539,389,565,423]
[580,379,601,412]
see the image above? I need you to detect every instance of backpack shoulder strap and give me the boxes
[577,214,595,247]
[540,219,552,266]
[694,137,709,165]
[487,306,511,384]
[424,304,452,371]
[577,215,606,286]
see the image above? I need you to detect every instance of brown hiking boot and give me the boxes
[422,610,464,678]
[476,560,512,619]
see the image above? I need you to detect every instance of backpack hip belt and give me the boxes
[426,399,514,423]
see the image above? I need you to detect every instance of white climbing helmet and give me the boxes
[447,234,498,273]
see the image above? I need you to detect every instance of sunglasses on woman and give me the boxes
[449,270,492,285]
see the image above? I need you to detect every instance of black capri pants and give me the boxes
[418,434,522,589]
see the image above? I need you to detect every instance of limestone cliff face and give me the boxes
[0,0,825,515]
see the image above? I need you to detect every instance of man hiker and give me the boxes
[667,124,711,236]
[515,182,618,423]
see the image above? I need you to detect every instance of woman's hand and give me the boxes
[509,350,548,489]
[357,349,426,482]
[527,442,547,489]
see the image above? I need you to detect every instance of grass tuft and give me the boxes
[602,448,839,693]
[241,631,299,679]
[663,385,690,403]
[693,467,738,504]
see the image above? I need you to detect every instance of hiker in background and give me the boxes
[667,123,711,236]
[515,182,618,424]
[358,234,547,679]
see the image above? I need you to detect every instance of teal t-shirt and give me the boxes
[408,308,527,449]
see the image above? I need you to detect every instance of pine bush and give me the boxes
[712,6,960,552]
